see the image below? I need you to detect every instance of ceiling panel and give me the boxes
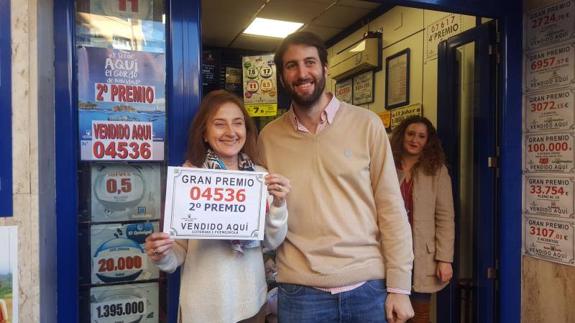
[201,0,389,51]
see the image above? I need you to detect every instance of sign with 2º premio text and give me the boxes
[78,47,165,161]
[163,167,268,240]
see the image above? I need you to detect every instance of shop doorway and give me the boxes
[437,20,499,323]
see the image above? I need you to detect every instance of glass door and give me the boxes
[437,20,499,323]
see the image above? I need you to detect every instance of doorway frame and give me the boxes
[53,0,522,322]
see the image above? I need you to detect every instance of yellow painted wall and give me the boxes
[327,6,476,126]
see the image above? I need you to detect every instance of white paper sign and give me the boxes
[89,120,155,161]
[163,167,268,240]
[524,175,575,218]
[524,43,575,92]
[525,0,575,50]
[524,216,575,265]
[524,88,575,132]
[90,282,158,323]
[524,132,575,172]
[424,14,462,60]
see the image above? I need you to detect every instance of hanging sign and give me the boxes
[524,87,575,132]
[242,54,278,117]
[524,175,575,218]
[90,282,159,323]
[524,43,575,92]
[524,132,575,173]
[163,167,268,240]
[91,222,159,284]
[424,14,462,60]
[91,164,161,222]
[525,0,575,50]
[78,47,165,161]
[524,216,575,265]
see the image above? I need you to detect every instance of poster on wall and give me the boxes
[424,14,462,60]
[78,47,165,161]
[524,216,575,265]
[163,167,268,240]
[225,67,243,94]
[385,49,410,109]
[242,54,278,117]
[524,87,575,133]
[90,282,159,323]
[335,79,353,104]
[91,164,161,222]
[524,0,575,50]
[524,133,575,173]
[524,175,574,218]
[353,71,374,105]
[0,226,18,323]
[524,43,575,92]
[91,222,159,284]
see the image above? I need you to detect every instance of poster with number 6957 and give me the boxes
[163,167,268,240]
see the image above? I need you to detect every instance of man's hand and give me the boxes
[385,293,414,323]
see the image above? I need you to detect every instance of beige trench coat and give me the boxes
[398,165,455,293]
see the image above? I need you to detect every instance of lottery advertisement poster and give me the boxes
[524,175,574,218]
[242,54,278,117]
[91,222,159,284]
[524,43,575,92]
[90,282,159,323]
[91,164,161,222]
[78,47,166,161]
[523,133,575,173]
[524,216,575,265]
[524,87,574,133]
[524,0,575,50]
[163,167,268,240]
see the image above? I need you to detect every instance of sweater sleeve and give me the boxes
[368,116,414,291]
[263,198,288,250]
[153,239,188,273]
[434,166,455,262]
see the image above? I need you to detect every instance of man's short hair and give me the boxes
[274,31,328,76]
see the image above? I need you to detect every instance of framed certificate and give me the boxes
[163,167,268,240]
[385,48,410,109]
[352,71,374,105]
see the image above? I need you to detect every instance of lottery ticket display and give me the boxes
[90,222,159,284]
[89,282,159,323]
[91,164,161,222]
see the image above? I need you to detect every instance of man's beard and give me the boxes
[285,74,326,109]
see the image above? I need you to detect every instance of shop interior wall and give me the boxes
[1,0,57,322]
[522,0,575,322]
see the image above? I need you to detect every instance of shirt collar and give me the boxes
[288,93,340,132]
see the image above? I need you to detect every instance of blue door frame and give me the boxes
[0,0,12,216]
[437,21,499,323]
[54,0,201,322]
[54,0,521,322]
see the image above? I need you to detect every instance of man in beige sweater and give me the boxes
[258,31,415,323]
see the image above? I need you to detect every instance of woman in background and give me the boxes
[145,90,290,323]
[391,116,455,323]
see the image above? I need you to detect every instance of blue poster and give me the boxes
[78,47,165,161]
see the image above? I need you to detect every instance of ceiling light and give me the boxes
[243,18,303,38]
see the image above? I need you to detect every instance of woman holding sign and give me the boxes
[390,116,455,323]
[145,90,289,323]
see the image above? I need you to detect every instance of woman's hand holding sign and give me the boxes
[145,232,174,262]
[265,173,291,207]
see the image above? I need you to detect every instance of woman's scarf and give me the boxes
[202,149,260,254]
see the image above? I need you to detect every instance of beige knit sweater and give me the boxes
[258,102,413,291]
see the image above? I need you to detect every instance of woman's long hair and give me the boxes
[390,116,446,176]
[185,90,258,167]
